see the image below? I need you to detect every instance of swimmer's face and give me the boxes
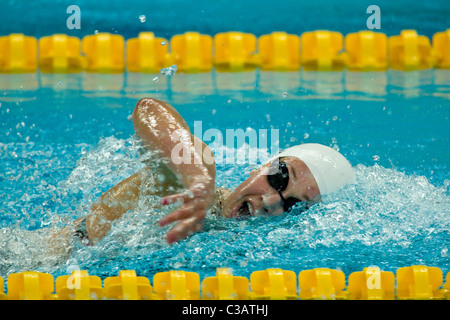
[221,157,320,219]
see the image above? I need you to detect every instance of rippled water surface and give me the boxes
[0,71,449,280]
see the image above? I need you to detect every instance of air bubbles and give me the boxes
[372,155,380,161]
[161,41,166,46]
[139,15,146,23]
[282,92,288,97]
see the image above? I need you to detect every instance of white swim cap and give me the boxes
[270,143,356,195]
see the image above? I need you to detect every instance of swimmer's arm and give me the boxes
[131,98,216,180]
[84,169,143,244]
[132,98,216,243]
[84,166,181,244]
[52,170,144,246]
[84,114,215,244]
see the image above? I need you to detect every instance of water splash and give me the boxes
[0,137,448,279]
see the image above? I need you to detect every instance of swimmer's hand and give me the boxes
[158,179,214,244]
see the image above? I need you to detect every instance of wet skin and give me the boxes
[77,98,320,245]
[222,156,320,219]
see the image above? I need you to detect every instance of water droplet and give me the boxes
[303,133,309,139]
[282,92,288,97]
[372,155,380,161]
[139,15,146,23]
[186,190,194,199]
[160,65,177,76]
[157,174,166,183]
[153,76,159,82]
[94,30,99,34]
[332,116,338,121]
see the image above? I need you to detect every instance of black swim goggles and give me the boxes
[267,159,305,212]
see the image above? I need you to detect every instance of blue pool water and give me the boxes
[1,0,449,283]
[2,0,449,39]
[0,70,449,280]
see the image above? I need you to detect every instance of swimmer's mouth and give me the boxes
[233,201,255,219]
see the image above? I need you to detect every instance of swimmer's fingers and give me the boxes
[160,181,212,206]
[159,186,211,244]
[158,204,195,227]
[158,199,207,243]
[160,193,185,206]
[160,189,197,206]
[166,216,204,244]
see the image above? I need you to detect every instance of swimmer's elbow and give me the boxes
[132,98,162,122]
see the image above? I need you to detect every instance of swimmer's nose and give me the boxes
[261,191,284,216]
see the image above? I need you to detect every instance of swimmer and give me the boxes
[59,98,356,248]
